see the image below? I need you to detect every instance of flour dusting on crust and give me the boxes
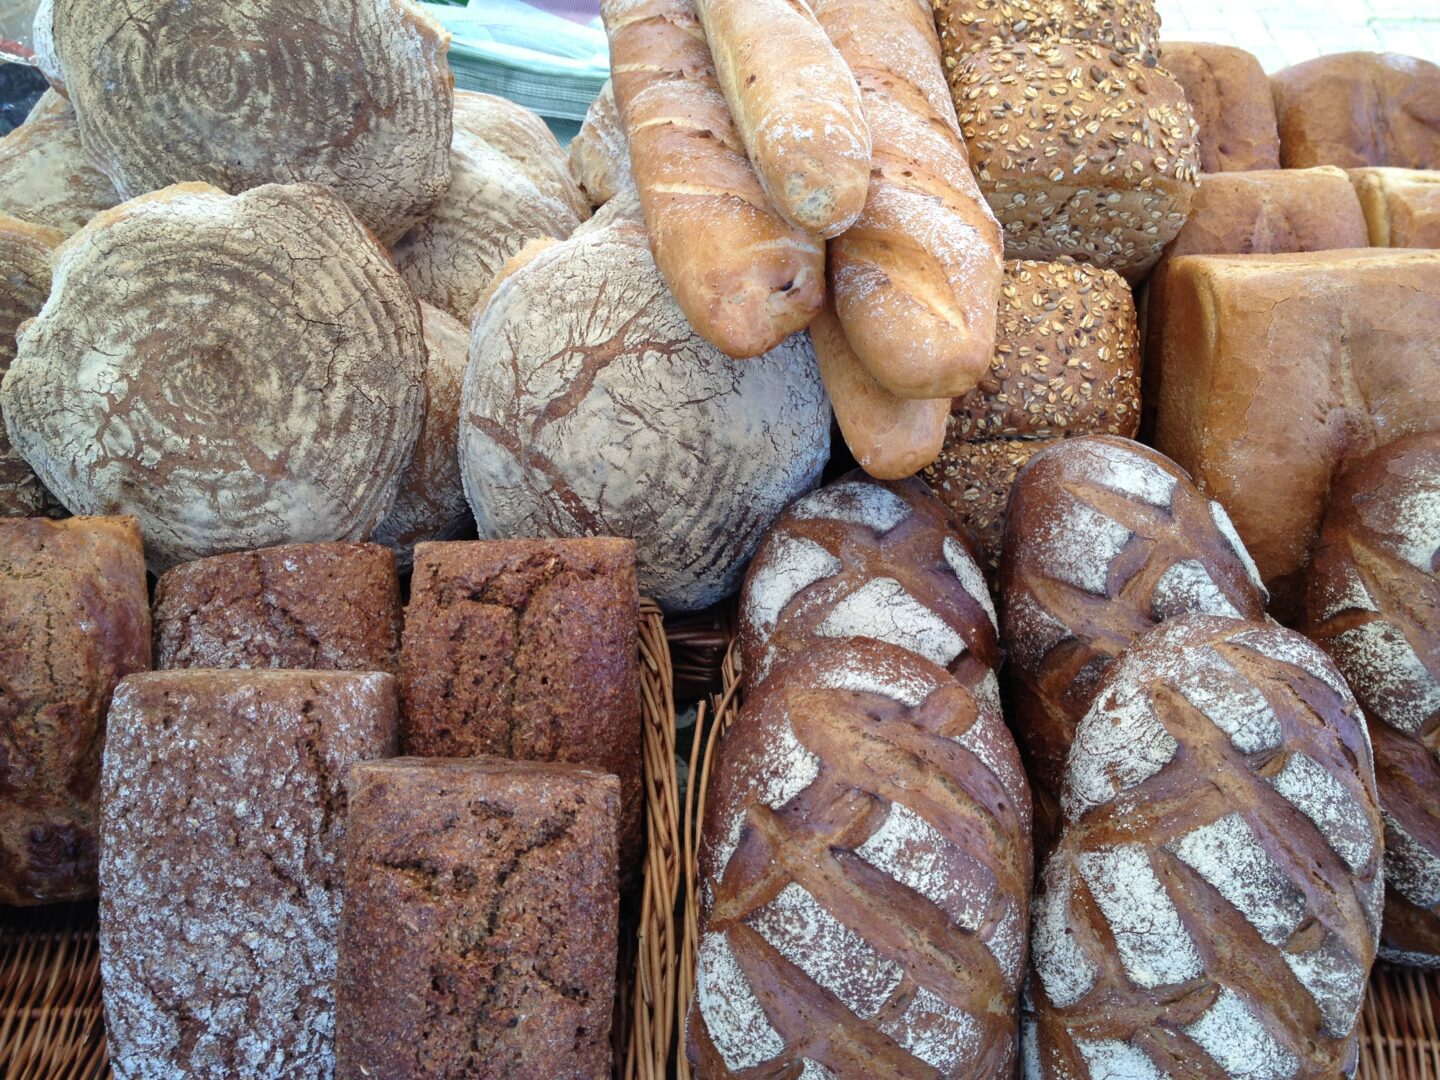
[1168,813,1306,945]
[790,481,911,533]
[1031,858,1098,1008]
[815,577,966,668]
[879,986,981,1074]
[1032,498,1131,595]
[1075,1038,1166,1079]
[1063,681,1179,819]
[1183,987,1299,1080]
[1329,621,1440,736]
[696,930,785,1071]
[1382,810,1440,908]
[1210,500,1267,595]
[943,536,998,631]
[1075,845,1203,988]
[1268,751,1376,872]
[1152,559,1243,620]
[745,535,843,639]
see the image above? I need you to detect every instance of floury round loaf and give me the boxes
[1,182,425,572]
[460,215,830,612]
[1026,616,1383,1078]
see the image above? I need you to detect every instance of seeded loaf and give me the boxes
[1272,51,1440,170]
[100,669,398,1079]
[568,80,632,208]
[152,542,401,673]
[335,758,620,1079]
[1305,433,1440,966]
[1158,42,1280,173]
[0,93,118,236]
[0,213,62,516]
[49,0,453,244]
[1350,167,1440,249]
[453,89,590,223]
[690,639,1031,1076]
[0,516,148,906]
[933,0,1161,65]
[955,40,1200,280]
[1027,616,1382,1078]
[1,182,426,572]
[1153,248,1440,621]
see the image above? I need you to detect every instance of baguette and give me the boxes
[815,0,1003,399]
[602,0,824,359]
[810,307,948,479]
[697,0,870,238]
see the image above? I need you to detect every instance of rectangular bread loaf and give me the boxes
[99,669,399,1079]
[1153,248,1440,618]
[1157,42,1279,172]
[334,758,620,1080]
[1350,167,1440,248]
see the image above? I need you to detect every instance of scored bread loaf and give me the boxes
[697,0,870,238]
[933,0,1161,66]
[0,213,62,516]
[690,639,1031,1077]
[956,41,1200,280]
[0,94,118,236]
[568,80,633,208]
[1157,42,1280,173]
[49,0,453,244]
[1305,433,1440,965]
[601,0,824,359]
[815,0,1003,401]
[1027,615,1382,1078]
[453,89,590,223]
[1000,436,1269,837]
[1350,167,1440,248]
[740,470,1000,703]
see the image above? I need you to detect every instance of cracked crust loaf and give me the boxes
[152,542,401,674]
[1349,167,1440,248]
[0,213,62,516]
[1,182,426,572]
[453,89,590,224]
[48,0,453,244]
[399,538,642,871]
[1026,616,1382,1078]
[1305,433,1440,966]
[335,758,620,1080]
[0,92,118,236]
[99,669,399,1079]
[459,213,830,613]
[0,516,149,906]
[1158,43,1280,173]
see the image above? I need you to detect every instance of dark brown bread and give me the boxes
[152,542,401,674]
[1000,436,1269,838]
[0,516,149,905]
[739,471,999,705]
[933,0,1161,65]
[399,538,642,870]
[1305,433,1440,966]
[1158,42,1280,172]
[689,639,1031,1077]
[1027,616,1382,1078]
[1272,52,1440,170]
[99,669,399,1079]
[336,758,619,1079]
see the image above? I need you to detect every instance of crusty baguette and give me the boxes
[811,307,948,479]
[815,0,1002,399]
[697,0,870,238]
[601,0,824,359]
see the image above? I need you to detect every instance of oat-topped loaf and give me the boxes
[955,40,1200,280]
[934,0,1161,65]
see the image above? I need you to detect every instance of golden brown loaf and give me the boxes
[1027,615,1383,1078]
[1350,167,1440,248]
[1152,248,1440,620]
[815,0,1004,401]
[452,89,590,223]
[568,80,633,208]
[0,213,62,516]
[933,0,1161,65]
[955,40,1200,280]
[0,95,118,237]
[1272,52,1440,170]
[601,0,825,359]
[697,0,870,238]
[1158,42,1280,173]
[1305,434,1440,966]
[690,639,1031,1076]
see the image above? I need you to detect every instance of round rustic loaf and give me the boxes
[459,214,830,612]
[740,471,1000,706]
[453,89,590,223]
[1027,615,1382,1078]
[568,80,632,208]
[691,638,1031,1077]
[1306,432,1440,966]
[1001,435,1269,837]
[48,0,453,244]
[1,182,426,572]
[0,94,118,237]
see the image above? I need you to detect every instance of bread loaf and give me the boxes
[30,0,62,93]
[815,0,1004,401]
[0,516,148,906]
[24,87,68,124]
[459,214,830,612]
[811,307,950,480]
[336,759,620,1079]
[49,0,453,244]
[152,543,401,674]
[956,41,1200,280]
[1001,436,1269,837]
[0,94,118,236]
[100,669,399,1079]
[1027,615,1382,1078]
[0,213,61,516]
[1272,52,1440,170]
[1152,248,1440,620]
[933,0,1161,65]
[568,80,633,208]
[690,639,1031,1076]
[601,0,825,359]
[453,89,590,223]
[1305,433,1440,965]
[1,182,426,572]
[1157,42,1280,173]
[1350,167,1440,248]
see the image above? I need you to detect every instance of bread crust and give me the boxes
[1159,42,1280,173]
[568,80,634,208]
[1349,167,1440,248]
[0,212,62,516]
